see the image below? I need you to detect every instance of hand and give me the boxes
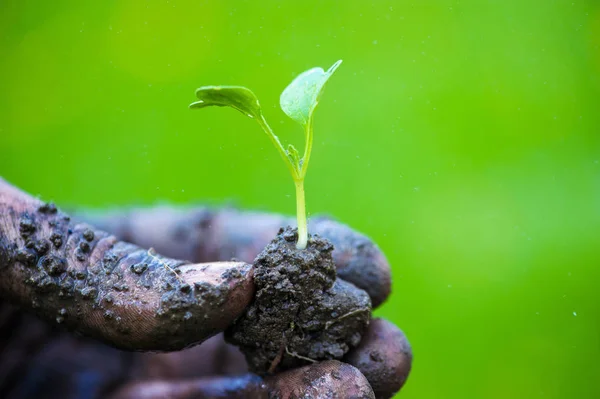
[0,177,412,399]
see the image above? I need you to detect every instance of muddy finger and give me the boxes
[78,207,391,307]
[344,318,412,399]
[0,179,254,351]
[109,374,267,399]
[265,360,375,399]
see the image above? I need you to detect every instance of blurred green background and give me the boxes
[1,0,599,397]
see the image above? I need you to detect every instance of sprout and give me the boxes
[190,60,342,249]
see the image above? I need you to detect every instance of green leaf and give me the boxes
[287,144,301,168]
[280,60,342,126]
[190,86,263,120]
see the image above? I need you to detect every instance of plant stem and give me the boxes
[256,113,312,250]
[256,115,299,180]
[295,179,308,249]
[293,116,314,250]
[300,116,314,177]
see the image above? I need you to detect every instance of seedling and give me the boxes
[189,60,342,249]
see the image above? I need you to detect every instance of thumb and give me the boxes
[0,177,254,351]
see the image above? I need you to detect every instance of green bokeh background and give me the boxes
[2,1,599,397]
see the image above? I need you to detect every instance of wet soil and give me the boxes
[225,227,371,374]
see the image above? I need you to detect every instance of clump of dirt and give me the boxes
[225,227,371,374]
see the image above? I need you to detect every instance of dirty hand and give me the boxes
[0,177,412,399]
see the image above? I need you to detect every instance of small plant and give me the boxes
[189,60,342,250]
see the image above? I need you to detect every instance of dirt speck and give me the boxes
[104,293,115,304]
[226,227,371,374]
[130,263,148,274]
[49,233,63,249]
[80,286,98,299]
[16,249,36,267]
[82,229,95,241]
[112,282,129,292]
[221,267,242,280]
[179,283,191,293]
[74,270,87,280]
[79,241,91,253]
[38,202,58,214]
[101,253,119,272]
[19,215,36,238]
[35,239,50,255]
[39,255,67,276]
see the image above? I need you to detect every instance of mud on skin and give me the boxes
[80,207,392,307]
[0,189,253,351]
[226,227,372,374]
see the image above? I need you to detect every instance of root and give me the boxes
[285,346,317,363]
[148,248,185,283]
[325,307,371,330]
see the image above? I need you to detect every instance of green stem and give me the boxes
[300,116,314,178]
[256,115,299,180]
[256,113,313,250]
[295,179,308,249]
[293,115,315,249]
